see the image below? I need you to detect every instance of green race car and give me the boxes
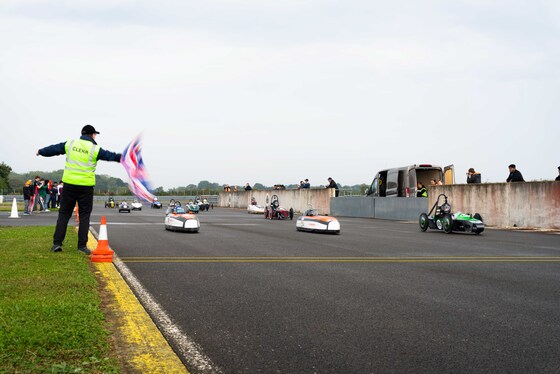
[419,194,484,234]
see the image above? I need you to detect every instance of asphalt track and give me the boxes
[3,205,560,373]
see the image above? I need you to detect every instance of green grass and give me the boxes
[0,202,59,212]
[0,226,120,373]
[0,202,24,212]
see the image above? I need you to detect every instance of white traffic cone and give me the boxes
[9,197,20,218]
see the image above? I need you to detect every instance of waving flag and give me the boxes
[121,135,156,203]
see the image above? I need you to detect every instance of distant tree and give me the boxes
[197,180,212,190]
[0,162,12,191]
[252,183,267,190]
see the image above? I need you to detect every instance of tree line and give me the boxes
[1,161,368,196]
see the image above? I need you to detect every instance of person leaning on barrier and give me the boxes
[466,168,481,184]
[326,177,339,197]
[556,166,560,181]
[506,164,525,182]
[36,124,122,255]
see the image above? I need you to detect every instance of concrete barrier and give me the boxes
[218,189,336,214]
[330,197,375,218]
[428,182,560,229]
[330,196,427,221]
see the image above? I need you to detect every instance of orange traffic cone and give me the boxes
[90,215,114,263]
[74,203,79,223]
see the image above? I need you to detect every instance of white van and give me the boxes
[365,164,455,197]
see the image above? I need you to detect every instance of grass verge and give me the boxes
[0,226,120,373]
[0,202,59,212]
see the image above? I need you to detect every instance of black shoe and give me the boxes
[51,245,62,252]
[78,247,91,255]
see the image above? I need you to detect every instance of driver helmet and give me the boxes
[441,202,451,214]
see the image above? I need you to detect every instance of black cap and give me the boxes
[508,164,516,169]
[81,124,100,135]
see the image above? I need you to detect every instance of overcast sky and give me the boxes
[1,0,559,188]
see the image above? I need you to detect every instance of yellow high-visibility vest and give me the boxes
[62,139,100,186]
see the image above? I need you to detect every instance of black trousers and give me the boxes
[53,183,94,248]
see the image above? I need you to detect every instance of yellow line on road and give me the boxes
[117,256,560,263]
[87,232,188,373]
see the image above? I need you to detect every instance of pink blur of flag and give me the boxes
[121,135,156,203]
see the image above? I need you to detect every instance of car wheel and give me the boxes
[419,213,429,232]
[442,214,453,234]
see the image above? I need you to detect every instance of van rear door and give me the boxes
[386,170,399,196]
[443,164,455,184]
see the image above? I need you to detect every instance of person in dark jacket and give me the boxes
[506,164,525,182]
[36,125,121,254]
[23,180,34,215]
[49,182,59,208]
[555,166,560,181]
[466,168,482,184]
[326,177,339,197]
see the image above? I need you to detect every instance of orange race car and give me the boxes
[296,207,341,234]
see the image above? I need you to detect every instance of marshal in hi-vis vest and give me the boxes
[63,139,100,186]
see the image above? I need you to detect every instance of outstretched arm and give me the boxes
[37,142,66,157]
[97,148,122,162]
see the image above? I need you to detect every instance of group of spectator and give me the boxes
[22,176,62,215]
[466,164,544,184]
[298,179,311,189]
[416,164,552,198]
[222,177,340,196]
[467,164,560,184]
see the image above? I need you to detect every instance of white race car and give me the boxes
[247,197,265,214]
[131,199,142,211]
[296,208,341,234]
[118,201,131,213]
[164,201,200,233]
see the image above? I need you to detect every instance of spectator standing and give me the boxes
[44,180,52,210]
[466,168,482,184]
[23,180,34,215]
[506,164,525,182]
[50,182,59,208]
[244,183,252,191]
[32,176,42,212]
[302,179,310,188]
[38,178,48,212]
[57,181,63,207]
[36,124,121,254]
[326,177,339,197]
[556,166,560,181]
